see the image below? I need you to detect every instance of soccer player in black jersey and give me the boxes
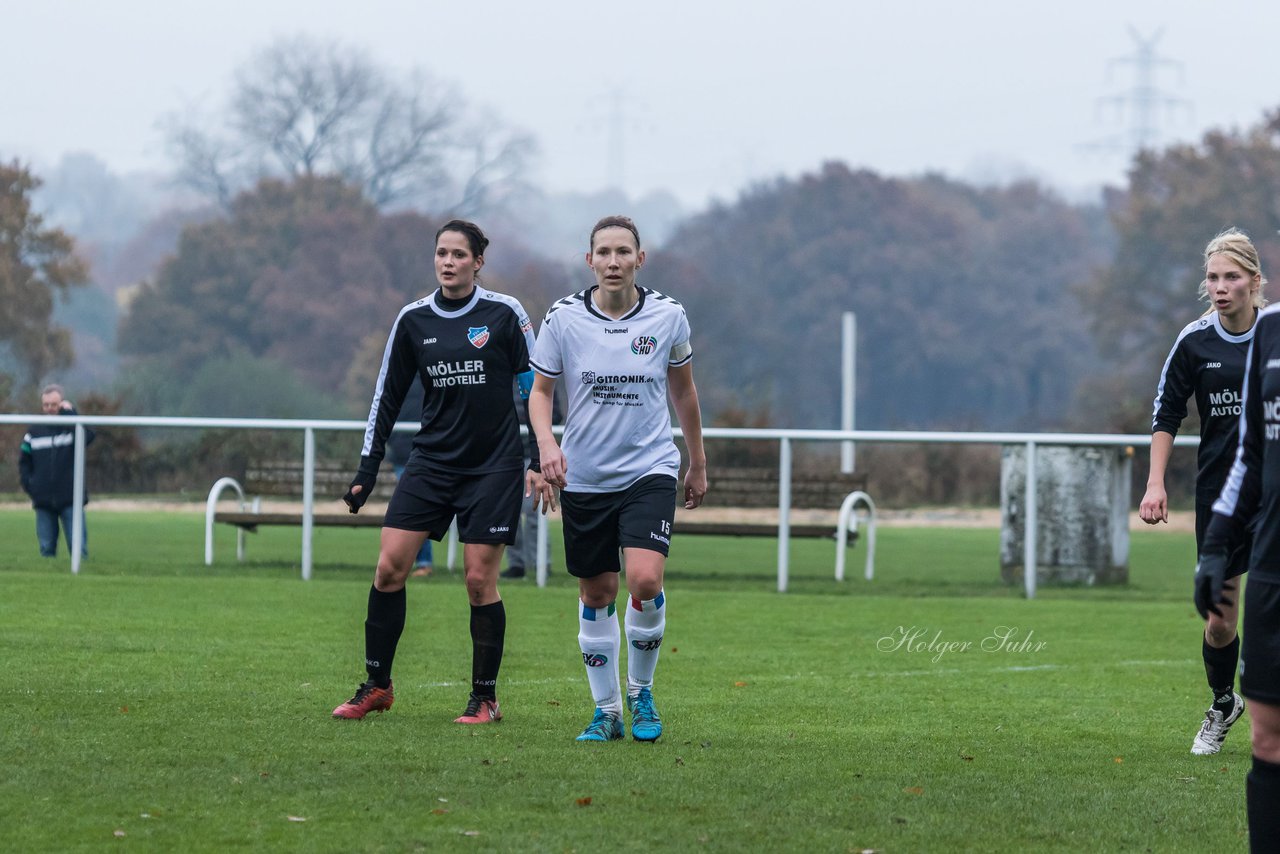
[1196,231,1280,850]
[332,219,551,724]
[529,216,708,742]
[1141,228,1265,755]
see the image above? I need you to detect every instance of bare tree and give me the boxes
[166,36,534,214]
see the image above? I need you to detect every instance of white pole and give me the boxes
[302,427,315,581]
[71,423,86,575]
[1023,441,1037,599]
[841,312,856,474]
[535,511,549,588]
[777,437,793,592]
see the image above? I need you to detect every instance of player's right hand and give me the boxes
[1193,551,1231,620]
[539,443,568,489]
[1138,485,1168,524]
[343,472,377,513]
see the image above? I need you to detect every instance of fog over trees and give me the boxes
[165,37,535,216]
[5,38,1280,441]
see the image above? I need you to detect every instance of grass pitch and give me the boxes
[0,509,1247,852]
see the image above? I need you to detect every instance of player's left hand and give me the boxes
[683,462,708,510]
[527,469,557,513]
[1194,551,1232,620]
[343,472,377,514]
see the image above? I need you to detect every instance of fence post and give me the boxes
[777,436,793,592]
[71,423,86,576]
[302,427,315,581]
[1023,440,1037,599]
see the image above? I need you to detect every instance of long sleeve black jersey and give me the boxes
[358,287,536,476]
[1152,313,1254,502]
[1212,304,1280,580]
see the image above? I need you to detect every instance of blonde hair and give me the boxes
[1199,227,1268,313]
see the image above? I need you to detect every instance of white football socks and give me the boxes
[578,601,622,716]
[625,591,665,696]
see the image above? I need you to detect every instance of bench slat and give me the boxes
[672,521,837,538]
[214,512,385,529]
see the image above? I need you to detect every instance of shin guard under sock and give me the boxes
[469,600,506,699]
[1247,755,1280,853]
[578,601,621,716]
[625,591,666,695]
[364,585,406,688]
[1204,634,1240,707]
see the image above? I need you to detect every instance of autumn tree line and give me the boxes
[4,39,1280,502]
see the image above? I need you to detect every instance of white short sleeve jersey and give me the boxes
[531,285,693,493]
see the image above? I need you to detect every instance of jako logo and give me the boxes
[1205,362,1222,369]
[489,526,511,534]
[468,326,490,348]
[631,335,657,355]
[631,639,662,651]
[582,653,609,667]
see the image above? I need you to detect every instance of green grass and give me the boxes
[0,510,1247,852]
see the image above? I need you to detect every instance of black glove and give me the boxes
[1193,551,1232,620]
[343,471,377,514]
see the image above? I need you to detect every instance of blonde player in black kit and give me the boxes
[332,219,551,724]
[529,215,708,743]
[1197,234,1280,851]
[1141,228,1266,755]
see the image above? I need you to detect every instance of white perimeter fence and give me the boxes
[0,415,1197,596]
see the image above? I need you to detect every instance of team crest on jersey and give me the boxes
[631,335,658,355]
[467,326,490,348]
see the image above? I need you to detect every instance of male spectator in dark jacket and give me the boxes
[19,384,94,558]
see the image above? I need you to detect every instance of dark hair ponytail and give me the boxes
[436,219,490,258]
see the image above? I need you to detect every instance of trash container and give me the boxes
[1000,444,1132,586]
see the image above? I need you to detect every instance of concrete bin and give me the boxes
[1000,445,1132,586]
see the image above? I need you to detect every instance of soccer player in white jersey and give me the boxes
[332,219,552,725]
[529,215,708,742]
[1141,228,1265,754]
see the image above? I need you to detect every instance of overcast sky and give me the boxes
[4,0,1279,209]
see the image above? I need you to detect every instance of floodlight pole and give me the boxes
[841,312,856,473]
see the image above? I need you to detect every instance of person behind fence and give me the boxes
[19,384,94,558]
[385,377,434,578]
[1140,228,1265,756]
[333,219,552,725]
[1195,235,1280,851]
[528,215,707,743]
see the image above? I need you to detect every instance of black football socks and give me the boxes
[469,601,506,700]
[1204,635,1240,711]
[364,585,406,689]
[1247,755,1280,853]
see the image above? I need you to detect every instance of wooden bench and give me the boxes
[211,460,394,531]
[211,462,869,539]
[675,465,869,539]
[213,511,384,531]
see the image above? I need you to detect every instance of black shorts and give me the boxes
[1195,502,1251,580]
[560,474,677,578]
[384,465,523,545]
[1242,577,1280,704]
